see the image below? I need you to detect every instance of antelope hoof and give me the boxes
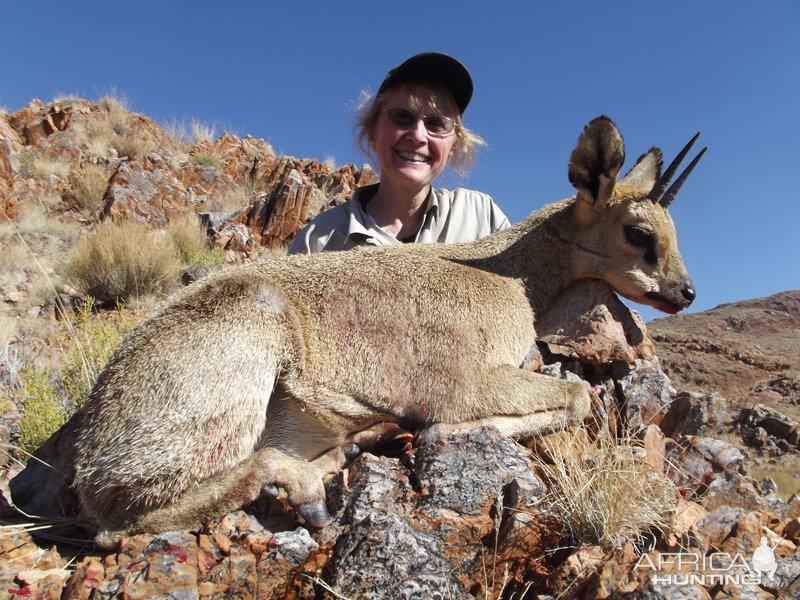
[297,499,330,527]
[261,483,280,498]
[344,443,361,461]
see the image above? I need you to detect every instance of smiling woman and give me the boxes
[288,52,510,254]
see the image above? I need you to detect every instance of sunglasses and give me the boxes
[381,107,457,136]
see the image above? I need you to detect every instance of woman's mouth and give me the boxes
[396,150,430,163]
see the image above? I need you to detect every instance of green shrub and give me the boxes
[64,220,183,304]
[17,364,65,455]
[60,301,137,412]
[192,152,221,169]
[166,214,225,279]
[12,302,138,456]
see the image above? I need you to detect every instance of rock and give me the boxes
[238,159,351,248]
[614,359,674,431]
[738,405,800,446]
[782,517,800,544]
[101,153,194,225]
[8,412,82,528]
[0,114,23,152]
[536,279,656,367]
[660,391,727,438]
[691,437,744,470]
[667,499,708,548]
[769,551,800,592]
[693,506,747,548]
[0,138,19,180]
[7,99,69,146]
[318,427,551,599]
[705,471,768,512]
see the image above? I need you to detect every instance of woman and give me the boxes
[288,52,509,254]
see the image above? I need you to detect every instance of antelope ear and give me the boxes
[620,148,662,190]
[568,116,625,226]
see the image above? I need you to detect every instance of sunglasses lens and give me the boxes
[424,115,454,134]
[386,108,416,127]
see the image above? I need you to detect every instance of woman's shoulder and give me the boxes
[434,186,495,204]
[432,187,511,235]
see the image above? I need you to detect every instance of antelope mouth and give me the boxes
[642,291,689,315]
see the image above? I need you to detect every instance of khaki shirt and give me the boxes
[288,184,510,254]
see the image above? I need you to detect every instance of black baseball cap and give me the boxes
[376,52,474,115]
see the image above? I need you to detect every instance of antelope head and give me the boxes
[566,116,706,314]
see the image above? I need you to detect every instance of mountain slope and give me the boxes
[648,290,800,420]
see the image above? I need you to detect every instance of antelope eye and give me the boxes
[624,226,654,248]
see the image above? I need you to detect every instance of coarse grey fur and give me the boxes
[72,117,702,547]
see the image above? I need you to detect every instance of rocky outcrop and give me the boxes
[1,98,377,260]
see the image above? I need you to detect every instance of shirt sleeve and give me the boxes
[490,200,511,232]
[287,225,314,254]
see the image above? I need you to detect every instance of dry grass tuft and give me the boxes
[533,427,678,550]
[99,94,129,135]
[0,203,80,316]
[63,220,183,304]
[197,180,254,214]
[71,94,158,160]
[113,129,159,159]
[166,213,225,276]
[68,163,109,216]
[190,120,217,143]
[16,148,70,180]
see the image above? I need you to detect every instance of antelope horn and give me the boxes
[659,146,707,208]
[648,131,701,204]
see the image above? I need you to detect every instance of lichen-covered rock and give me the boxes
[536,279,656,367]
[316,427,551,599]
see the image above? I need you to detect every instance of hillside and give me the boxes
[648,290,800,420]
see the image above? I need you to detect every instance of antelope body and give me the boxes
[72,117,705,547]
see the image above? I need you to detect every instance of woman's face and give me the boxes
[369,85,457,194]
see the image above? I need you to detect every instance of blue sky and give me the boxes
[3,1,798,321]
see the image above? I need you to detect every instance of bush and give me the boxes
[192,152,221,169]
[113,129,159,159]
[60,300,137,412]
[10,302,138,456]
[16,148,70,180]
[68,163,109,216]
[64,220,183,304]
[533,428,678,549]
[196,180,254,213]
[166,213,225,274]
[72,94,158,159]
[17,364,65,455]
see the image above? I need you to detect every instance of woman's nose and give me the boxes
[405,118,428,141]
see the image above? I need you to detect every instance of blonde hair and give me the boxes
[355,79,486,175]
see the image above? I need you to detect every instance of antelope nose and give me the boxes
[681,280,696,304]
